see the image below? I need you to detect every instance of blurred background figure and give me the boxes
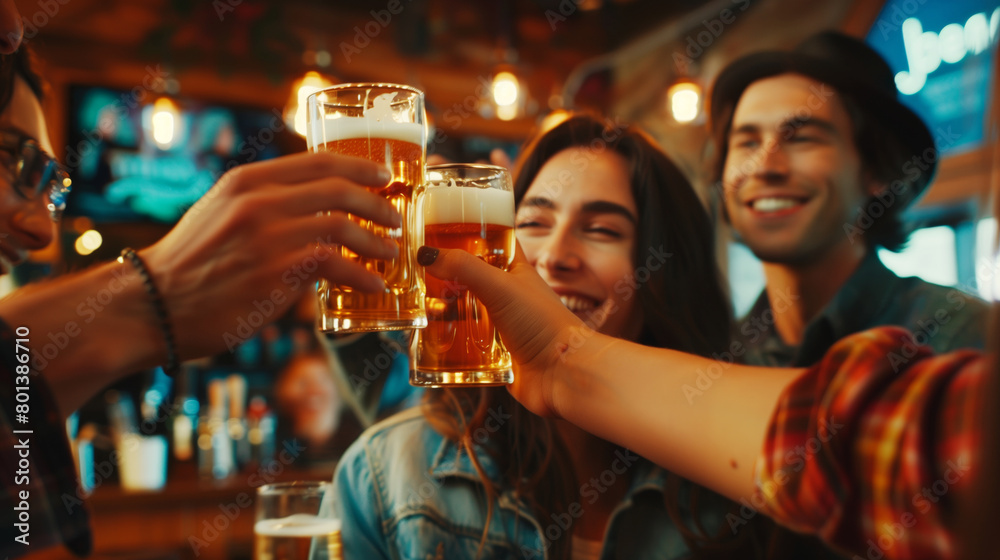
[275,353,344,448]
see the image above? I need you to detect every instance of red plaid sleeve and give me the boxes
[755,326,985,560]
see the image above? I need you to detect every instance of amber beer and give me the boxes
[254,515,342,560]
[412,167,515,386]
[307,84,427,333]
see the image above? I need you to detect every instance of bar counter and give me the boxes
[30,462,334,560]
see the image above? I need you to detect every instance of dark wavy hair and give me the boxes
[710,82,914,252]
[424,114,766,559]
[0,47,44,111]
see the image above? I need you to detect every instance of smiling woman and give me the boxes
[331,114,766,559]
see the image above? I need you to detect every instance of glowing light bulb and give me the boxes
[492,71,520,107]
[668,82,701,123]
[150,97,180,149]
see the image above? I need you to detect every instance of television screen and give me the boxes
[63,85,302,223]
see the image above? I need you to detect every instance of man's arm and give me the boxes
[0,151,400,416]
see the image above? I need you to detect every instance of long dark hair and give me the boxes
[0,47,44,111]
[423,114,761,559]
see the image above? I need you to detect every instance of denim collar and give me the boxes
[429,435,668,502]
[429,435,504,485]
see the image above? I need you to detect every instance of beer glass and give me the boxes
[306,84,427,333]
[411,164,515,386]
[254,481,341,560]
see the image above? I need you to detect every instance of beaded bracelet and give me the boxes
[119,248,180,377]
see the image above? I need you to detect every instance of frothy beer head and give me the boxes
[423,186,514,226]
[307,91,425,150]
[308,117,424,149]
[254,514,342,537]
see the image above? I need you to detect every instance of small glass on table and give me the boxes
[410,163,516,387]
[254,481,341,560]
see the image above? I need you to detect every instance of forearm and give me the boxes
[554,330,803,501]
[0,257,164,415]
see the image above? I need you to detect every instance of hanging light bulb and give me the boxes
[667,81,701,124]
[148,97,181,150]
[284,71,336,138]
[492,71,520,107]
[491,70,523,121]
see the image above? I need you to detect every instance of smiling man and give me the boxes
[708,29,990,560]
[711,31,989,370]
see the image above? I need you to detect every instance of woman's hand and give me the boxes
[143,151,400,361]
[418,244,588,417]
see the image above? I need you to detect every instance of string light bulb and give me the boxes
[667,81,701,124]
[149,97,181,150]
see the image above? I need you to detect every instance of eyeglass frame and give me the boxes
[0,128,72,221]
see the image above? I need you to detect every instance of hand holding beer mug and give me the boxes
[307,84,427,333]
[411,164,515,386]
[254,481,341,560]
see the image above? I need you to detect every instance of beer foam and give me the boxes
[254,514,342,537]
[422,186,514,226]
[309,117,424,148]
[308,91,424,149]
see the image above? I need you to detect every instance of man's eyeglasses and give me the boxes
[0,130,72,221]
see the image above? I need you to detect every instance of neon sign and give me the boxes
[895,8,1000,94]
[867,0,999,155]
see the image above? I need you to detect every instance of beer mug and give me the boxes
[410,164,515,386]
[306,84,427,333]
[254,481,341,560]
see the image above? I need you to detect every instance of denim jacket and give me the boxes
[328,407,733,560]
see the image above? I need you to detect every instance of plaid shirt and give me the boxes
[757,326,984,560]
[0,318,92,557]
